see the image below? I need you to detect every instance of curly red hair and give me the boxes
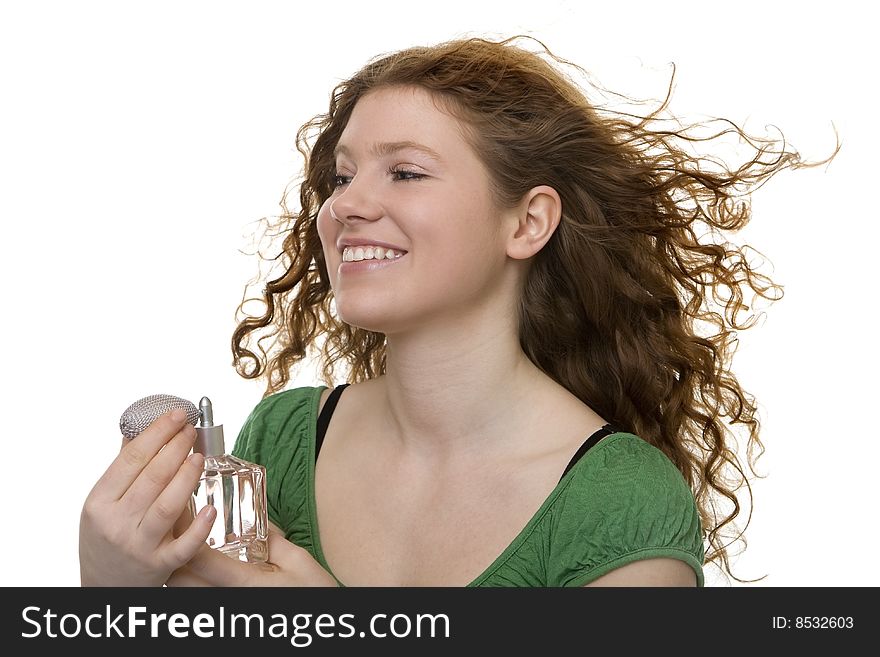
[231,36,837,583]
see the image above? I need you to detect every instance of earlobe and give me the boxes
[506,185,562,260]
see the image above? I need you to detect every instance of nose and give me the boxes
[329,174,383,225]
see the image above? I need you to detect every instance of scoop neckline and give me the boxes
[303,385,625,587]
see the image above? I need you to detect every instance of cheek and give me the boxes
[430,207,503,272]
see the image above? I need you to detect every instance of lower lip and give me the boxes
[338,254,407,275]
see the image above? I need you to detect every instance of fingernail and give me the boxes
[188,452,204,468]
[170,409,186,422]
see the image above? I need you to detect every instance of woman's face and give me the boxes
[317,85,511,335]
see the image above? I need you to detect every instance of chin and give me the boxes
[336,305,396,335]
[334,286,415,331]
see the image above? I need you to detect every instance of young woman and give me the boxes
[79,35,828,587]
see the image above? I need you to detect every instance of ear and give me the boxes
[505,185,562,260]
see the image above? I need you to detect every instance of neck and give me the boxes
[376,315,549,460]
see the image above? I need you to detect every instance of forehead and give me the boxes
[336,86,472,158]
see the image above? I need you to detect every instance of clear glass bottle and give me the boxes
[191,396,269,563]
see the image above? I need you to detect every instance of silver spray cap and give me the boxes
[119,393,200,440]
[194,396,225,456]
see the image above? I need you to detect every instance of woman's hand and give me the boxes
[166,526,339,587]
[78,409,216,586]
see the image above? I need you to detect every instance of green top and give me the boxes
[232,385,706,587]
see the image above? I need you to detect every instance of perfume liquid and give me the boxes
[191,396,268,563]
[192,453,269,563]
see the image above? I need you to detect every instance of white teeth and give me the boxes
[342,245,405,262]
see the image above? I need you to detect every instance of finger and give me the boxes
[172,504,194,539]
[122,423,197,514]
[264,531,307,571]
[140,452,206,544]
[185,543,269,586]
[95,410,192,501]
[159,494,217,571]
[263,534,336,587]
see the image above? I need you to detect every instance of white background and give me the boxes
[1,0,875,587]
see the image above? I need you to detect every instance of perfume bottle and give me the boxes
[191,396,269,563]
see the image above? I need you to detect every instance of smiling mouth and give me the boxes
[341,245,407,262]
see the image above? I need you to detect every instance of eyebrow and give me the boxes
[333,140,444,163]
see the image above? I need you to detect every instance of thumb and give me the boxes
[266,533,338,586]
[265,531,305,567]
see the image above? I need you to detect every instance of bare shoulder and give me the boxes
[318,380,371,416]
[584,558,697,587]
[318,386,333,414]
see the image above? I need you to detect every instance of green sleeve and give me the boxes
[549,433,706,587]
[230,386,322,541]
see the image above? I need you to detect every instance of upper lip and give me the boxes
[336,237,408,253]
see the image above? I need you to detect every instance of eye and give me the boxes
[389,167,426,182]
[332,174,352,188]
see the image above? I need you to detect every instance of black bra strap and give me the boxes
[316,384,350,462]
[558,423,621,483]
[317,390,620,481]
